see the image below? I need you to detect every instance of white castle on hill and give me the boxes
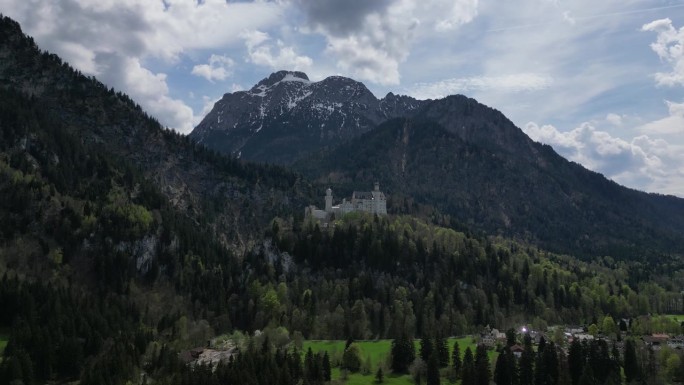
[305,182,387,222]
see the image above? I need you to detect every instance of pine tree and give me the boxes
[623,339,640,384]
[421,337,434,362]
[568,339,583,385]
[452,340,462,378]
[391,335,415,374]
[475,344,491,385]
[520,340,535,385]
[427,353,441,385]
[322,352,331,382]
[462,347,476,385]
[436,334,449,368]
[495,348,512,385]
[376,367,384,383]
[542,342,558,385]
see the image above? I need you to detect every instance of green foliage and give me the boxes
[342,344,362,373]
[391,336,415,374]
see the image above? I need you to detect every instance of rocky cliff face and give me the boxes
[190,71,426,164]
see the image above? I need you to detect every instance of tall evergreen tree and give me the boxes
[427,353,441,385]
[495,348,512,385]
[568,339,584,385]
[623,339,640,384]
[520,338,535,385]
[462,347,476,385]
[452,340,462,378]
[542,342,558,385]
[475,344,491,385]
[322,352,331,382]
[436,334,449,368]
[421,337,434,362]
[391,335,415,374]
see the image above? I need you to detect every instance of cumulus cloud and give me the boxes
[95,52,195,133]
[296,0,478,85]
[523,121,684,195]
[241,30,313,71]
[642,18,684,87]
[407,73,553,99]
[2,0,283,132]
[605,113,623,126]
[191,54,235,82]
[637,100,684,135]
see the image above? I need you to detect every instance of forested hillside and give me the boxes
[294,118,684,259]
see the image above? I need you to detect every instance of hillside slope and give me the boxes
[0,17,314,251]
[294,117,684,258]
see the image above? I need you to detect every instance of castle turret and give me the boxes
[325,188,333,212]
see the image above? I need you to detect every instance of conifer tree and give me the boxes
[436,334,449,368]
[462,347,476,385]
[391,335,415,374]
[623,339,640,384]
[322,352,331,382]
[427,353,441,385]
[520,338,535,385]
[421,337,434,362]
[452,340,462,378]
[568,339,583,385]
[495,349,512,385]
[475,345,491,385]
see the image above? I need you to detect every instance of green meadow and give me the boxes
[302,337,493,385]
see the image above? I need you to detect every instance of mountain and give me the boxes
[294,114,684,258]
[190,70,425,164]
[194,70,684,257]
[0,18,314,253]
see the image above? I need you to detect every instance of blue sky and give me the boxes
[3,0,684,196]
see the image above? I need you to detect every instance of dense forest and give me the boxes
[0,14,683,385]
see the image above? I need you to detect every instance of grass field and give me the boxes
[303,337,493,385]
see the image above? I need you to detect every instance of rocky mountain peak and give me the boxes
[190,70,426,164]
[253,70,310,89]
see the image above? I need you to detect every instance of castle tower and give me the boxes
[325,188,333,212]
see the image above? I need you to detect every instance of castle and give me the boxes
[305,183,387,222]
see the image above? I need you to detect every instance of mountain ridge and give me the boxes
[190,70,427,164]
[292,115,684,258]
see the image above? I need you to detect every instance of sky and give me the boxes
[2,0,684,196]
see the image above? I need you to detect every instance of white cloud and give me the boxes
[193,95,220,126]
[637,100,684,135]
[523,121,684,195]
[241,30,313,71]
[297,0,479,85]
[605,113,623,126]
[407,73,553,99]
[2,0,284,132]
[191,54,235,82]
[642,18,684,87]
[95,52,195,133]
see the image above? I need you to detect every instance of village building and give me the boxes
[667,335,684,350]
[305,183,387,223]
